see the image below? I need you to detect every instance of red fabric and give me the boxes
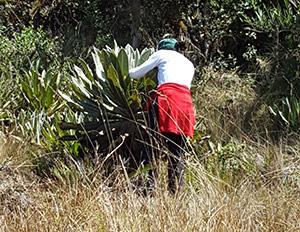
[154,83,195,137]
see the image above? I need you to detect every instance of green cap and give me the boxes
[158,38,177,50]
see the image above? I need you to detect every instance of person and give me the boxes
[129,38,195,194]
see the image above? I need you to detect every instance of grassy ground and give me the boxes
[1,70,300,231]
[1,139,300,231]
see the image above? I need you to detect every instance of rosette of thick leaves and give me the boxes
[59,42,157,155]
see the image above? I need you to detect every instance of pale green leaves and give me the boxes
[60,41,156,144]
[269,96,300,130]
[21,69,63,115]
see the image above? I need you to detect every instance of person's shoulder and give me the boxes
[157,49,181,58]
[178,53,193,64]
[151,50,173,60]
[181,55,194,69]
[155,49,170,55]
[149,50,165,58]
[156,50,192,64]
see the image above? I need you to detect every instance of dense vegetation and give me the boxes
[1,0,300,230]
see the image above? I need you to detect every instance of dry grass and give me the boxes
[1,69,300,231]
[193,68,268,142]
[1,136,300,232]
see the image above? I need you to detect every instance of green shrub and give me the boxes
[0,26,62,123]
[60,41,156,174]
[0,26,60,72]
[244,2,300,131]
[203,140,259,186]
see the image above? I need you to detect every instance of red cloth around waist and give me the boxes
[152,83,195,137]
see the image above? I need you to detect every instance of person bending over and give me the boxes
[129,38,195,193]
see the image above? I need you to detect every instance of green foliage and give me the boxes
[0,0,112,58]
[181,0,300,72]
[270,96,300,131]
[184,0,240,67]
[204,140,258,185]
[0,24,79,145]
[0,26,60,71]
[0,26,60,125]
[16,65,82,161]
[248,2,300,131]
[60,42,156,157]
[239,0,297,31]
[21,68,63,113]
[17,67,64,144]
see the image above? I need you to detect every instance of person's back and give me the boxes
[153,49,194,88]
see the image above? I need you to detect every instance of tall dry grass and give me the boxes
[1,134,300,232]
[1,69,300,231]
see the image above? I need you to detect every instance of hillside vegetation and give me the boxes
[1,0,300,231]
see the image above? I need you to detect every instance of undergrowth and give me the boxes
[1,68,300,231]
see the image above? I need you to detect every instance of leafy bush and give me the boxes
[15,65,83,178]
[0,26,61,125]
[60,42,156,169]
[17,67,64,143]
[0,26,60,72]
[241,1,300,131]
[203,140,259,185]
